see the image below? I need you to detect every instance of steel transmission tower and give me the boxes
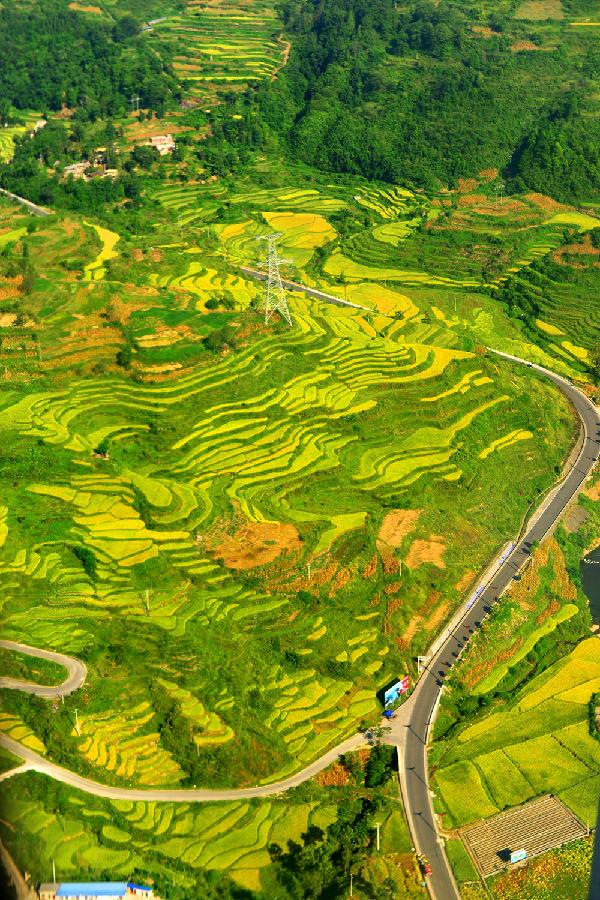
[257,233,292,326]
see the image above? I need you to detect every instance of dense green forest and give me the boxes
[248,0,600,199]
[0,0,178,117]
[2,0,600,204]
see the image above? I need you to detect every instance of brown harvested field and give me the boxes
[585,479,600,502]
[424,599,450,633]
[512,40,547,51]
[525,192,568,214]
[405,537,446,570]
[378,508,422,548]
[315,761,351,786]
[461,795,585,878]
[455,570,475,592]
[214,520,301,570]
[399,614,421,647]
[515,0,564,19]
[554,233,600,266]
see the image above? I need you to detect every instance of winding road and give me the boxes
[0,348,598,900]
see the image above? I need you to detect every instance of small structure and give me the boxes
[38,884,156,900]
[39,887,59,900]
[63,162,90,181]
[147,134,175,156]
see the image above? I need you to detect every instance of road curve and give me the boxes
[0,641,86,698]
[0,731,367,801]
[397,350,600,900]
[0,349,597,900]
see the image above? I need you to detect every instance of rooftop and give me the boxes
[55,884,142,897]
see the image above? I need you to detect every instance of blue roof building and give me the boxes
[39,883,155,900]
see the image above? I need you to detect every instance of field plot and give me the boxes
[433,637,600,829]
[149,0,285,102]
[0,112,41,162]
[460,795,586,877]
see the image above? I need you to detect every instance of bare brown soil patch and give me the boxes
[472,25,496,37]
[512,40,546,51]
[454,570,475,593]
[132,248,144,262]
[554,233,600,266]
[458,177,478,193]
[584,479,600,502]
[479,168,499,181]
[525,192,568,214]
[405,537,446,570]
[398,614,421,647]
[362,554,378,578]
[315,762,350,786]
[424,597,449,633]
[215,520,301,570]
[378,509,421,548]
[384,596,403,636]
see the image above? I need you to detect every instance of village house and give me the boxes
[62,161,90,180]
[147,134,175,156]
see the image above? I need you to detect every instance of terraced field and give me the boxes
[0,112,41,163]
[433,638,600,829]
[0,243,575,796]
[149,0,286,103]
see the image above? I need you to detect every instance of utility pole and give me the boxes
[350,873,353,897]
[496,180,505,207]
[74,708,80,736]
[307,562,311,581]
[130,94,141,114]
[52,859,56,883]
[375,822,381,852]
[257,233,293,326]
[143,588,151,614]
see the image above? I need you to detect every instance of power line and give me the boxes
[257,233,293,326]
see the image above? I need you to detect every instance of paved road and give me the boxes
[0,188,50,218]
[240,266,371,311]
[0,347,597,900]
[394,349,600,900]
[0,731,367,801]
[0,640,86,698]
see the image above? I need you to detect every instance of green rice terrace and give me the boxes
[0,127,599,889]
[0,0,600,888]
[147,0,288,105]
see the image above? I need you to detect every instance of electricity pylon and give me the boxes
[257,233,292,326]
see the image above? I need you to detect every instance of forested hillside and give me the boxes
[0,0,178,116]
[251,0,600,200]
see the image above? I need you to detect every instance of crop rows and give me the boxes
[434,639,600,827]
[151,0,284,101]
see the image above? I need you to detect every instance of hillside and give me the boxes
[0,0,598,897]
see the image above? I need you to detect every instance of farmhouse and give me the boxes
[147,134,175,156]
[38,883,156,900]
[62,161,90,180]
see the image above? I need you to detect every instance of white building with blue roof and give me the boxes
[38,883,155,900]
